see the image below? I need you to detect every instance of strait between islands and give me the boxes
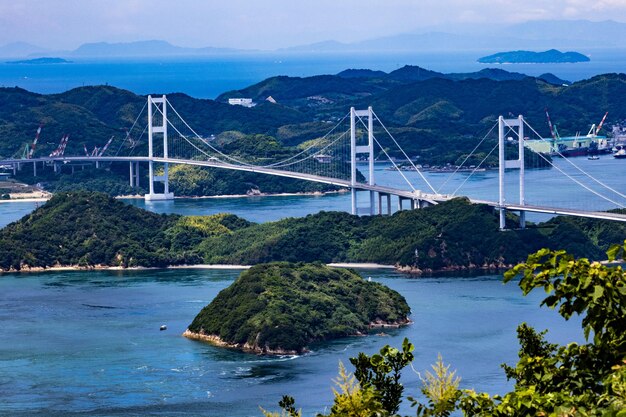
[183,262,411,354]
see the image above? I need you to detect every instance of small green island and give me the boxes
[478,49,590,64]
[6,57,72,65]
[183,263,411,354]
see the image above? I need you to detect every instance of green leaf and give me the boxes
[592,285,604,302]
[607,244,621,262]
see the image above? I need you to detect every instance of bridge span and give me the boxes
[4,154,626,224]
[2,95,626,228]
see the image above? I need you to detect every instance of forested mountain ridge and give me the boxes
[1,71,623,165]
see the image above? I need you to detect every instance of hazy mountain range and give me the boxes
[1,19,625,58]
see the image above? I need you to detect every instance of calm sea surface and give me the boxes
[0,51,620,416]
[0,159,614,416]
[1,49,625,99]
[0,268,583,417]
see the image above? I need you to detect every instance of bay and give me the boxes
[1,49,625,99]
[0,268,583,416]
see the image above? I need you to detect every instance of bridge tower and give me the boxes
[498,115,525,230]
[145,95,174,201]
[350,107,376,215]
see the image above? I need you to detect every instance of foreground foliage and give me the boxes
[264,243,626,416]
[186,262,410,353]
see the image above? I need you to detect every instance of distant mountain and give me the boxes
[508,20,626,47]
[0,42,49,58]
[285,20,626,54]
[538,73,570,85]
[70,40,245,57]
[478,49,590,64]
[336,69,387,79]
[387,65,444,81]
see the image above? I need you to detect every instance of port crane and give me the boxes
[587,112,609,137]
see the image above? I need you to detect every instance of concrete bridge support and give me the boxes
[129,161,140,188]
[377,192,392,215]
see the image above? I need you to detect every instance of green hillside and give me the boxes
[1,192,622,272]
[2,71,625,195]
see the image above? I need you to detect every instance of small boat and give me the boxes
[588,155,600,160]
[160,325,167,331]
[614,149,626,159]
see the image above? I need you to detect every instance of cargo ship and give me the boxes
[525,110,611,157]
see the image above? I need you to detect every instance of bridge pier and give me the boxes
[377,192,392,215]
[129,161,140,187]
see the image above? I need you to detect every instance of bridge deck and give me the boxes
[2,156,625,222]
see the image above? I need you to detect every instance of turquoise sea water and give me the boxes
[0,51,621,416]
[0,268,583,417]
[1,49,625,99]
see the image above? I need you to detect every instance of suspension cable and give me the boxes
[523,120,626,202]
[114,101,147,156]
[372,134,417,192]
[437,121,498,193]
[370,110,437,193]
[451,142,499,196]
[530,146,625,208]
[163,99,254,165]
[262,113,350,167]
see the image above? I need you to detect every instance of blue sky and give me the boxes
[1,0,626,49]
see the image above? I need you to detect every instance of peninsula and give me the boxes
[478,49,590,64]
[183,262,411,354]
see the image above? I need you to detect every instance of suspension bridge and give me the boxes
[2,95,626,229]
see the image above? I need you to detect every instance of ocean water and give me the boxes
[0,268,583,416]
[2,155,625,228]
[1,49,625,99]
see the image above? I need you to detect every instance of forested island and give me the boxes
[478,49,590,64]
[6,57,71,64]
[184,262,410,354]
[0,191,623,273]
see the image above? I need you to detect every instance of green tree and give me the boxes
[263,242,626,416]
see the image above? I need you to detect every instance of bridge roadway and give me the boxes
[3,156,626,223]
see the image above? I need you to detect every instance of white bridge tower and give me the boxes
[350,107,376,215]
[146,95,174,201]
[498,115,525,229]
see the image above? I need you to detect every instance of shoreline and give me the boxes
[0,189,345,204]
[182,317,412,355]
[0,262,518,275]
[182,330,302,355]
[0,262,395,274]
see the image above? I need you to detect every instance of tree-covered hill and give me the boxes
[0,192,622,272]
[0,85,307,159]
[2,71,626,196]
[2,70,624,167]
[184,262,410,354]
